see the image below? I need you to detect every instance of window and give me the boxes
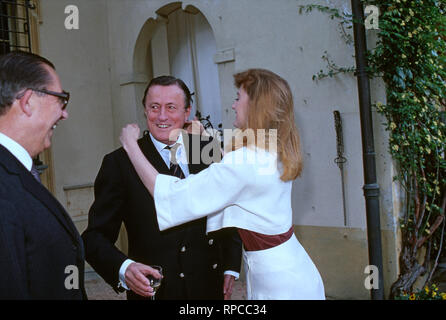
[0,0,35,54]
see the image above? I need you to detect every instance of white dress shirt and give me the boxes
[149,132,190,176]
[0,132,32,171]
[119,133,238,290]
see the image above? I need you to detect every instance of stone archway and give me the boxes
[132,2,232,130]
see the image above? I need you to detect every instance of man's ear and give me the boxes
[17,89,34,117]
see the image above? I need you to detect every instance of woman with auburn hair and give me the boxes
[120,68,325,299]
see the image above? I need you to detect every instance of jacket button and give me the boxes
[212,263,218,269]
[180,246,186,252]
[208,239,214,245]
[179,273,185,278]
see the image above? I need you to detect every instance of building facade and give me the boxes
[3,0,401,299]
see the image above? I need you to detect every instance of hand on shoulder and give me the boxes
[120,124,140,151]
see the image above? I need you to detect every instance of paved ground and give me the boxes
[85,263,446,300]
[84,272,246,300]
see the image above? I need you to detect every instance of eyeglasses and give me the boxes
[32,88,70,110]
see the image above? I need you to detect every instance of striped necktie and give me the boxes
[165,144,185,179]
[31,164,42,183]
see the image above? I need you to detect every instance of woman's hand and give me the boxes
[120,124,140,151]
[120,123,158,197]
[183,117,207,136]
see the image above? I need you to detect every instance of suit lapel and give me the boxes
[0,145,79,243]
[139,132,207,175]
[184,133,208,174]
[19,171,80,242]
[184,133,194,174]
[138,133,193,239]
[138,133,171,174]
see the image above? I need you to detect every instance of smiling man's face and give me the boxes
[28,64,68,156]
[144,84,191,145]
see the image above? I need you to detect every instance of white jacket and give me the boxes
[155,146,293,235]
[155,146,326,300]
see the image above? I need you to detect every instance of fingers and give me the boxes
[126,276,153,297]
[120,124,140,149]
[183,121,193,134]
[125,123,140,136]
[121,123,140,133]
[125,263,155,298]
[183,120,205,135]
[223,275,235,300]
[143,266,163,280]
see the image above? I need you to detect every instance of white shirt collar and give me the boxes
[149,132,185,154]
[149,132,187,158]
[0,132,33,171]
[148,132,189,170]
[149,133,175,152]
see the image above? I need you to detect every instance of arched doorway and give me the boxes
[133,3,223,130]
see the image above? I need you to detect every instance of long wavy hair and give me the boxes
[228,68,303,181]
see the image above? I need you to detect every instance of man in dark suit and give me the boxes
[0,51,86,299]
[82,76,242,300]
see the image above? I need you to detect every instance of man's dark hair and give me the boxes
[0,51,55,116]
[142,75,193,109]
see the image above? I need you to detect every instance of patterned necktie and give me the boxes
[165,144,185,179]
[31,164,42,183]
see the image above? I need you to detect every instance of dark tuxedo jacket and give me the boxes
[82,133,242,300]
[0,144,86,300]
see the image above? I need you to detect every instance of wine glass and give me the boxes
[147,265,163,300]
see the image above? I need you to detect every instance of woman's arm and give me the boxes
[120,124,158,196]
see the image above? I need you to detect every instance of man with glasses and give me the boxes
[0,51,87,299]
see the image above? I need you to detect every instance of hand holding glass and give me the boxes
[147,265,163,300]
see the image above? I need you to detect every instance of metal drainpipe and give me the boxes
[350,0,385,300]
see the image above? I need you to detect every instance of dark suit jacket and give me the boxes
[82,133,242,300]
[0,144,86,300]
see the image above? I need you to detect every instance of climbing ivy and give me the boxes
[300,0,446,298]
